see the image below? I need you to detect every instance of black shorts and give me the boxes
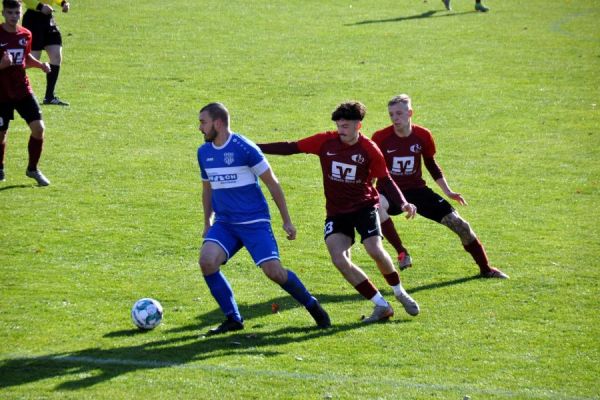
[0,95,43,131]
[386,186,454,223]
[22,10,62,51]
[324,206,381,244]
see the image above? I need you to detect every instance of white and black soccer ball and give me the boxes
[131,298,163,330]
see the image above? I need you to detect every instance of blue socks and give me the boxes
[204,270,242,322]
[281,270,316,308]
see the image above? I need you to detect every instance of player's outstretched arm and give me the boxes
[25,54,50,73]
[435,177,467,206]
[378,176,417,219]
[259,168,297,240]
[257,141,301,155]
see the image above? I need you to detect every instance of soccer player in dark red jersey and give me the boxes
[258,101,420,323]
[0,0,51,185]
[372,94,508,279]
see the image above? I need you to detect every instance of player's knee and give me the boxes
[199,254,219,275]
[261,261,286,284]
[47,46,62,65]
[29,121,45,139]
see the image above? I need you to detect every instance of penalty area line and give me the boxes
[6,354,595,400]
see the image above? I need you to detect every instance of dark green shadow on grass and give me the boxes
[0,293,395,392]
[346,10,475,26]
[0,184,34,191]
[0,277,482,391]
[409,274,482,294]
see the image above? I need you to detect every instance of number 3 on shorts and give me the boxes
[324,221,334,236]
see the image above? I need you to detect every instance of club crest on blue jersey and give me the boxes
[224,152,235,165]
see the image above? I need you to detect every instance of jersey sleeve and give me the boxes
[245,139,271,176]
[197,147,208,181]
[25,30,32,57]
[419,129,437,158]
[297,132,332,154]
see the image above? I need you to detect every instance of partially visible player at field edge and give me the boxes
[371,94,508,279]
[258,101,420,323]
[0,0,51,185]
[197,102,330,335]
[442,0,489,12]
[22,0,70,106]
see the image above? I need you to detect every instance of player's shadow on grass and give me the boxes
[409,274,481,294]
[346,10,474,26]
[0,293,400,392]
[0,184,35,191]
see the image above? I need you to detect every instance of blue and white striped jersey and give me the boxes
[198,133,271,224]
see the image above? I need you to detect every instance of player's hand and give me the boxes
[62,2,70,13]
[447,192,467,206]
[401,203,417,219]
[283,221,297,240]
[0,51,13,69]
[41,62,51,74]
[40,4,54,15]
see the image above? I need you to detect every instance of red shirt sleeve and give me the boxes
[25,30,32,59]
[416,127,437,158]
[297,131,334,154]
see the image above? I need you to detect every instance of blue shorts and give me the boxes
[204,220,280,266]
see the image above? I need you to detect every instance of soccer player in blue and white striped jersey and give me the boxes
[196,102,330,335]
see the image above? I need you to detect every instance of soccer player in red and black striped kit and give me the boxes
[0,0,51,185]
[372,94,508,279]
[259,101,420,323]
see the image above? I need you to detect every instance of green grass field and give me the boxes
[1,0,599,398]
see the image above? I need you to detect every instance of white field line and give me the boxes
[4,354,598,400]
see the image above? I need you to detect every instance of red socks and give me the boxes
[354,280,378,300]
[380,218,407,255]
[463,239,491,274]
[27,136,43,171]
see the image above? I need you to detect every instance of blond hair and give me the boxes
[388,94,412,109]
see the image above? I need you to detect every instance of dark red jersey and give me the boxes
[371,124,437,190]
[0,25,34,102]
[297,131,389,217]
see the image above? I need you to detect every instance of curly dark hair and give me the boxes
[331,101,366,121]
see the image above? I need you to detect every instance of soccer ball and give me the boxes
[131,298,163,330]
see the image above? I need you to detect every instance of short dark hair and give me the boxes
[200,102,229,126]
[3,0,21,9]
[331,101,366,121]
